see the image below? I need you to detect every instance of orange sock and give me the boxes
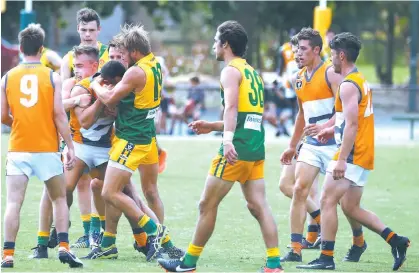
[306,225,319,244]
[3,249,14,257]
[134,232,147,247]
[353,235,364,247]
[321,241,335,257]
[59,241,70,250]
[291,242,302,255]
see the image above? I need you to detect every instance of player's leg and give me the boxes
[305,175,321,248]
[158,155,240,272]
[341,188,367,262]
[138,163,164,222]
[31,187,53,259]
[2,174,29,268]
[65,159,89,248]
[75,174,92,245]
[44,173,83,268]
[282,160,319,262]
[242,160,283,272]
[90,178,105,245]
[278,160,296,198]
[340,186,410,270]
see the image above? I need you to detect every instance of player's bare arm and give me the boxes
[280,98,305,165]
[52,72,75,170]
[47,50,63,71]
[91,66,145,108]
[221,66,240,165]
[62,78,91,112]
[1,75,13,127]
[60,54,72,82]
[188,120,224,135]
[333,81,360,180]
[72,86,104,129]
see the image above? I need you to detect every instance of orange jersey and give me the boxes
[6,62,59,152]
[295,61,335,146]
[333,68,374,170]
[70,77,114,148]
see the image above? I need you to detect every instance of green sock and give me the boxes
[162,240,174,249]
[37,236,49,246]
[139,216,157,235]
[183,253,199,267]
[266,256,281,269]
[101,233,116,248]
[83,220,91,236]
[101,220,106,230]
[90,216,101,234]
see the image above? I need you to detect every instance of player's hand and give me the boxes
[104,107,117,117]
[332,159,346,180]
[65,147,76,171]
[318,127,335,144]
[280,147,296,165]
[78,94,92,108]
[304,124,324,137]
[223,142,238,165]
[188,120,213,135]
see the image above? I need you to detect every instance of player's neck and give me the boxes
[23,56,41,63]
[306,56,322,74]
[223,54,241,65]
[81,41,97,47]
[341,63,357,77]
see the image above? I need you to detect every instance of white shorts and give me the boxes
[327,160,370,187]
[108,160,135,174]
[6,152,63,181]
[73,142,110,171]
[297,144,337,174]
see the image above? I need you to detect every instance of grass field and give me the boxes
[1,135,419,272]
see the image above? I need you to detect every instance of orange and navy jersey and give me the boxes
[295,61,335,146]
[6,62,59,152]
[70,76,114,148]
[333,68,374,170]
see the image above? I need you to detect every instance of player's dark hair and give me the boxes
[190,76,200,84]
[297,27,323,52]
[77,8,101,27]
[217,20,248,57]
[73,45,99,62]
[18,24,45,56]
[290,34,299,46]
[101,60,126,80]
[329,32,362,63]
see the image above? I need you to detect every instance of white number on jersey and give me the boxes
[20,75,38,108]
[363,81,373,117]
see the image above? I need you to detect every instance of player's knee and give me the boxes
[320,194,336,209]
[91,178,103,194]
[198,198,216,215]
[246,200,264,219]
[340,200,357,216]
[143,187,160,204]
[6,200,24,214]
[101,188,114,204]
[293,182,310,200]
[279,180,293,198]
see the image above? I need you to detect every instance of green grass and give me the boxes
[1,135,419,272]
[357,65,409,85]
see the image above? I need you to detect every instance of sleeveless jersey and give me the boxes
[65,41,109,76]
[218,58,265,161]
[333,68,374,170]
[70,76,114,148]
[40,48,60,71]
[115,52,162,144]
[6,62,59,152]
[295,61,335,146]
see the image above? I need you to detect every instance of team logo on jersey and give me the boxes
[295,79,303,90]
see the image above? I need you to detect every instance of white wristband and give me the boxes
[223,131,234,145]
[74,96,81,106]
